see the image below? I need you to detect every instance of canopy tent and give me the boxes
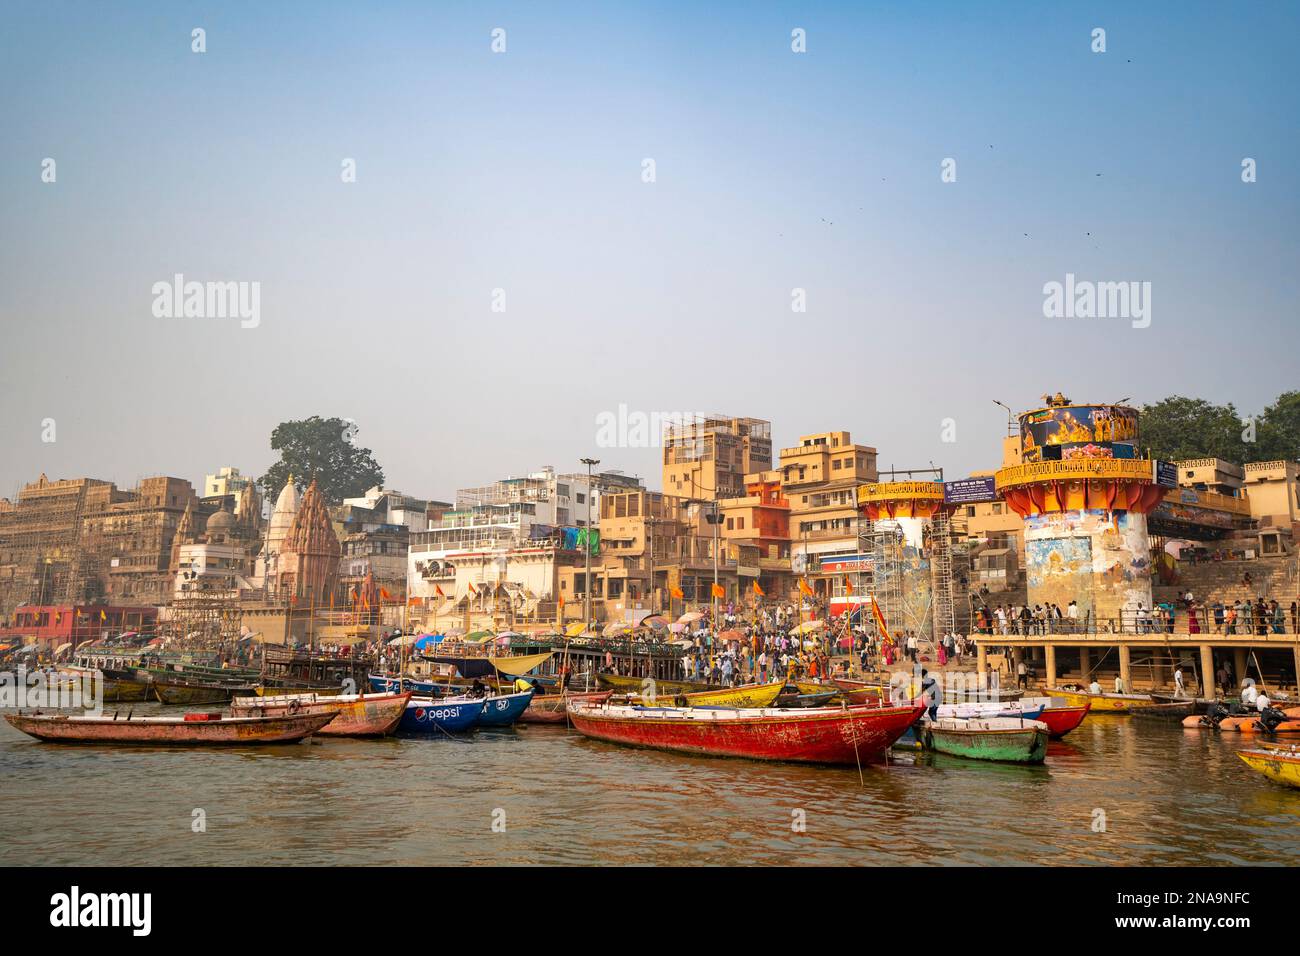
[791,620,825,635]
[677,612,704,624]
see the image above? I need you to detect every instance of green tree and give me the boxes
[259,416,384,506]
[1138,396,1249,463]
[1253,391,1300,462]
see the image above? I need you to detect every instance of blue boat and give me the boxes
[474,688,535,727]
[370,673,437,695]
[397,696,484,734]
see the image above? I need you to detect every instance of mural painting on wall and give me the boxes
[1020,405,1139,463]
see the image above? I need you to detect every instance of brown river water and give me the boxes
[1,707,1295,866]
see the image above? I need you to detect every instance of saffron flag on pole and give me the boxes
[752,580,764,597]
[467,581,477,595]
[798,577,813,597]
[435,584,445,598]
[711,582,725,599]
[845,576,854,594]
[379,587,392,602]
[670,585,684,600]
[871,597,892,646]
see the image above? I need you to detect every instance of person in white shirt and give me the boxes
[1255,691,1271,713]
[1173,667,1185,697]
[1067,601,1079,633]
[1114,675,1126,694]
[1241,679,1258,708]
[1089,679,1102,695]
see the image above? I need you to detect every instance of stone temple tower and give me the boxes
[273,479,340,606]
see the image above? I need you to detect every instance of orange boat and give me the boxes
[518,690,612,724]
[5,709,337,745]
[231,691,410,737]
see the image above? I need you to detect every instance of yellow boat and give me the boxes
[1044,687,1152,713]
[1237,749,1300,789]
[598,674,712,695]
[647,680,787,709]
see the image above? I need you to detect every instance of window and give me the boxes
[576,493,585,504]
[833,460,842,470]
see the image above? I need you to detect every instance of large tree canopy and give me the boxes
[259,416,384,506]
[1139,393,1300,464]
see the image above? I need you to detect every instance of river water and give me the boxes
[1,708,1295,866]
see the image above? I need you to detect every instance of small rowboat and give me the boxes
[1237,748,1300,789]
[231,691,411,737]
[936,700,1045,721]
[567,700,925,765]
[56,666,150,703]
[640,680,786,709]
[922,716,1049,764]
[518,690,612,724]
[1043,687,1152,713]
[474,688,535,727]
[4,709,337,745]
[150,677,255,706]
[398,696,483,734]
[1130,700,1198,720]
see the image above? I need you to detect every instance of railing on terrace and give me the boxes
[971,605,1300,639]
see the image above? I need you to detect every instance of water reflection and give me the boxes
[0,715,1294,866]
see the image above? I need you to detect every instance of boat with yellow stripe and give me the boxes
[1237,747,1300,789]
[640,680,787,709]
[1043,687,1152,713]
[599,674,711,696]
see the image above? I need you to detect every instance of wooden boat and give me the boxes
[1033,701,1090,739]
[56,666,150,703]
[475,688,535,727]
[518,690,612,724]
[936,700,1045,721]
[397,696,484,734]
[1043,687,1152,713]
[1237,748,1300,789]
[1130,700,1198,720]
[1151,693,1212,714]
[230,691,411,737]
[150,677,253,706]
[922,716,1049,764]
[4,709,337,745]
[567,700,926,765]
[598,674,711,695]
[642,680,786,709]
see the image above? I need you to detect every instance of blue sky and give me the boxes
[1,1,1296,500]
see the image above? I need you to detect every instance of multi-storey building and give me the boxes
[780,431,878,596]
[662,415,772,501]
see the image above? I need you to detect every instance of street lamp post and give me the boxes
[579,457,600,630]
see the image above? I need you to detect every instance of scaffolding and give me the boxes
[930,508,957,640]
[164,595,243,648]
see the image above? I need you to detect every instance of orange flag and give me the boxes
[467,581,477,595]
[751,581,764,597]
[710,582,725,599]
[558,593,565,610]
[435,584,445,598]
[670,585,684,600]
[845,577,855,594]
[379,586,392,601]
[798,577,813,597]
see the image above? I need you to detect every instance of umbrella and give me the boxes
[54,642,73,657]
[413,635,443,652]
[668,622,687,633]
[718,629,744,642]
[387,634,419,647]
[497,631,525,640]
[564,622,587,637]
[677,612,704,624]
[641,615,669,629]
[792,620,825,635]
[605,622,633,636]
[466,631,495,643]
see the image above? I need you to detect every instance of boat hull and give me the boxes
[567,702,926,765]
[475,689,535,727]
[231,691,411,737]
[151,680,247,705]
[1130,700,1197,720]
[517,691,612,724]
[1237,749,1300,788]
[598,674,710,695]
[397,697,483,734]
[923,719,1049,763]
[647,680,785,709]
[1043,688,1151,713]
[4,710,336,745]
[1035,703,1090,738]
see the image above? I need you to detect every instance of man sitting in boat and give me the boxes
[1241,678,1259,709]
[1089,679,1102,696]
[469,678,488,698]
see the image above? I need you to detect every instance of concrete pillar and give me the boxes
[1200,645,1215,696]
[1079,647,1091,681]
[1118,644,1132,694]
[977,642,988,673]
[1233,648,1248,688]
[1045,644,1057,688]
[1294,646,1300,695]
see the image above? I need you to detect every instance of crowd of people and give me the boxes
[970,593,1298,636]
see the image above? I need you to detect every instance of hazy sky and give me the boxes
[2,1,1297,502]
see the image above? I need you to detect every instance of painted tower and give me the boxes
[273,479,340,606]
[995,395,1169,629]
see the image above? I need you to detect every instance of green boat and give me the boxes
[923,716,1048,764]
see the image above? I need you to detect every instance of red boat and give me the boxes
[567,700,925,764]
[1034,701,1090,739]
[518,690,612,724]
